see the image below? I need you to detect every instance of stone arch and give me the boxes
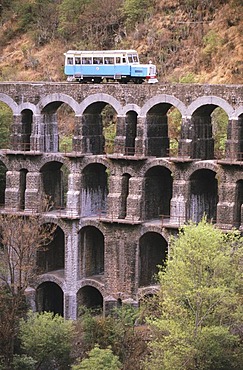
[37,94,78,153]
[36,281,64,316]
[18,103,37,115]
[78,225,104,279]
[78,93,123,116]
[187,160,219,176]
[138,231,168,287]
[144,165,173,220]
[140,95,185,157]
[74,95,122,155]
[77,284,104,314]
[234,107,243,119]
[185,96,234,160]
[37,93,79,114]
[140,94,187,117]
[122,103,141,116]
[187,96,234,118]
[137,286,160,302]
[188,168,218,223]
[0,93,18,114]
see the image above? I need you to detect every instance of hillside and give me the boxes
[0,0,242,84]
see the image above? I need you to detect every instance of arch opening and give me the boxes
[146,103,182,157]
[36,282,63,316]
[41,161,69,211]
[78,226,104,279]
[120,173,131,219]
[41,102,75,153]
[20,169,28,210]
[235,180,243,227]
[190,105,229,160]
[189,169,218,223]
[138,232,168,287]
[37,225,65,274]
[81,163,108,217]
[21,109,33,151]
[144,166,172,220]
[77,286,103,314]
[0,161,7,207]
[0,102,12,150]
[125,111,138,155]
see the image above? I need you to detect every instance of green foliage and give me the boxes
[59,135,73,153]
[178,72,198,83]
[0,102,12,148]
[168,107,182,156]
[202,30,223,66]
[76,305,139,365]
[19,311,74,370]
[144,218,243,370]
[58,0,89,40]
[12,355,36,370]
[212,107,228,158]
[122,0,153,28]
[72,345,122,370]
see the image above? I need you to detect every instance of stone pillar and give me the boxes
[170,178,190,225]
[64,293,77,320]
[25,172,42,212]
[64,223,79,319]
[66,173,81,216]
[72,115,83,153]
[225,118,242,161]
[104,295,118,315]
[106,175,123,219]
[5,171,21,210]
[25,287,36,312]
[30,114,45,152]
[44,112,59,153]
[125,177,143,221]
[135,116,147,156]
[114,116,126,154]
[178,116,193,158]
[217,182,236,229]
[10,115,22,151]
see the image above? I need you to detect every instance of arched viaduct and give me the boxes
[0,82,243,319]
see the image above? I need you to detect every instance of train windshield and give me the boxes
[127,53,139,63]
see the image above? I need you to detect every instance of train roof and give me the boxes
[64,49,138,55]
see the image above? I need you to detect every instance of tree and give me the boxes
[144,218,243,370]
[72,345,122,370]
[0,214,56,369]
[19,311,74,370]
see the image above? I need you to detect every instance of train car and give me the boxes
[64,49,158,84]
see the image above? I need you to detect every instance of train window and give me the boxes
[104,57,114,64]
[82,57,92,64]
[75,57,81,64]
[116,57,121,64]
[133,54,139,62]
[94,57,103,64]
[128,54,133,63]
[67,57,73,65]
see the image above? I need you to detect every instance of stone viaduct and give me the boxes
[0,82,243,319]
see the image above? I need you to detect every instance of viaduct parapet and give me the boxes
[0,82,242,318]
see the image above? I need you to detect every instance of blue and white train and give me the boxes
[64,49,158,84]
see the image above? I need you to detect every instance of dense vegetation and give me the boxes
[0,0,242,83]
